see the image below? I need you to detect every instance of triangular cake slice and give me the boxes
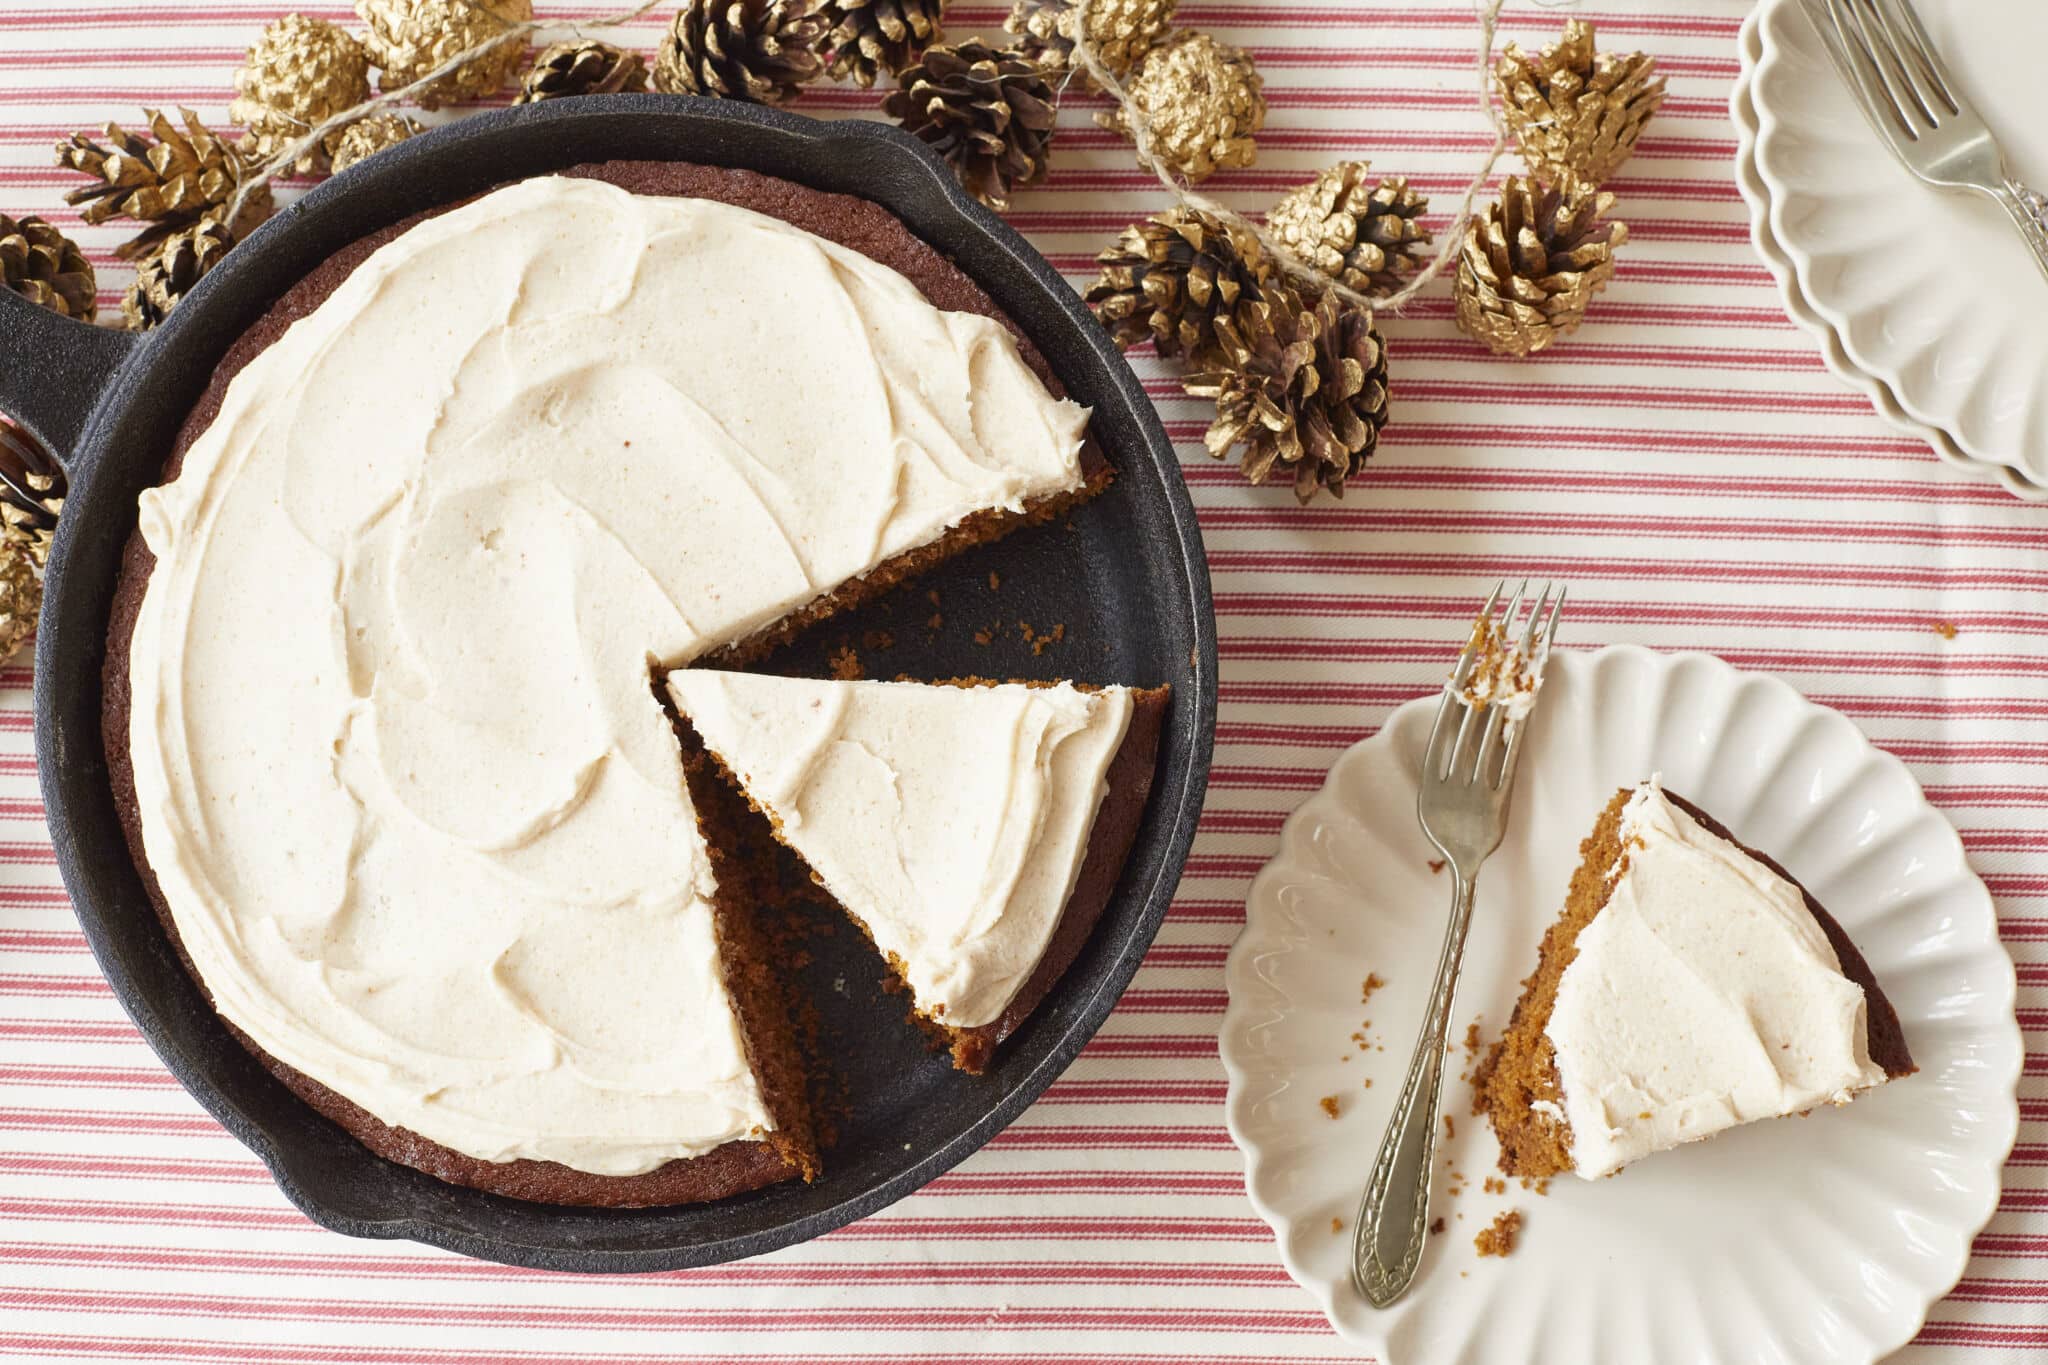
[1479,778,1915,1180]
[667,671,1169,1072]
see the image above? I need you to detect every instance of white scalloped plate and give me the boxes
[1731,8,2047,503]
[1751,0,2048,488]
[1222,646,2020,1365]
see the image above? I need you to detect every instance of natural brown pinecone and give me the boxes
[326,114,426,172]
[1096,30,1264,184]
[1454,175,1627,356]
[517,39,650,102]
[1085,208,1270,363]
[230,14,373,172]
[1266,162,1432,298]
[55,108,270,261]
[819,0,944,89]
[0,540,39,665]
[882,42,1055,211]
[357,0,532,110]
[654,0,826,104]
[1185,288,1389,503]
[1495,19,1665,186]
[123,219,236,331]
[1003,0,1173,82]
[0,214,96,322]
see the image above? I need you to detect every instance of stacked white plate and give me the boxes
[1735,0,2048,500]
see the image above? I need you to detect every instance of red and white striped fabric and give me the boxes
[2,1,2043,1360]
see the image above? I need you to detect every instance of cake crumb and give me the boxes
[827,645,863,680]
[1319,1095,1341,1119]
[988,571,1001,590]
[1360,973,1385,1004]
[1443,1115,1455,1138]
[1428,859,1446,875]
[1429,1217,1445,1235]
[1330,1217,1343,1234]
[1483,1177,1505,1195]
[1363,1078,1372,1088]
[1933,620,1957,639]
[862,629,894,651]
[1474,1210,1523,1258]
[927,612,944,630]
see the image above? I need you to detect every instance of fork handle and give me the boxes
[1993,179,2048,287]
[1351,868,1478,1307]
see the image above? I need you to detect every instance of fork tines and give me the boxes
[1429,581,1565,788]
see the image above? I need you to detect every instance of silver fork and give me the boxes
[1806,0,2048,284]
[1351,580,1564,1309]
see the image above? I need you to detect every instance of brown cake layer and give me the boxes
[104,161,1123,1207]
[678,680,1169,1075]
[1477,785,1915,1179]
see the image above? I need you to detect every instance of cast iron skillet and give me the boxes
[0,96,1215,1272]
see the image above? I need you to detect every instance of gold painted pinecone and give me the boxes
[1085,207,1270,363]
[1495,19,1665,186]
[123,219,236,331]
[1,214,96,321]
[1186,288,1389,503]
[326,114,425,172]
[0,541,39,665]
[230,15,373,172]
[0,421,61,573]
[882,42,1055,211]
[1266,162,1432,299]
[1096,30,1264,184]
[1454,176,1627,356]
[357,0,532,110]
[654,0,826,104]
[819,0,945,89]
[56,108,271,261]
[518,39,650,101]
[1004,0,1174,81]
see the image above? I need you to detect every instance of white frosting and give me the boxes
[1546,778,1888,1179]
[667,673,1134,1028]
[125,175,1089,1175]
[1455,617,1541,724]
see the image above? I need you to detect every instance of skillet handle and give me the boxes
[0,287,138,483]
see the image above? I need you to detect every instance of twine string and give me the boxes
[228,0,1511,318]
[1067,0,1510,315]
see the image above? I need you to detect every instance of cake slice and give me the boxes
[666,671,1169,1072]
[1479,778,1914,1180]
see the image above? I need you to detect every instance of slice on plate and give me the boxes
[1479,777,1915,1180]
[667,671,1169,1072]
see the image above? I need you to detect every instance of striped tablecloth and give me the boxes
[3,1,2043,1360]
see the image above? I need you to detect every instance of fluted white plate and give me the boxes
[1751,0,2048,489]
[1731,8,2046,503]
[1221,646,2021,1365]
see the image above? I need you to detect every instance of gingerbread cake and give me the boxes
[1478,778,1914,1180]
[667,673,1169,1073]
[104,163,1163,1207]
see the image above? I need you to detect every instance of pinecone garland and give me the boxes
[1266,162,1432,298]
[230,15,373,172]
[1097,30,1264,185]
[326,114,425,172]
[654,0,826,104]
[0,543,38,666]
[1085,208,1269,363]
[1494,19,1665,187]
[0,214,95,321]
[882,42,1055,211]
[356,0,532,110]
[1004,0,1174,81]
[1186,288,1389,502]
[123,219,236,331]
[56,108,268,260]
[1454,176,1627,356]
[517,39,650,101]
[819,0,945,88]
